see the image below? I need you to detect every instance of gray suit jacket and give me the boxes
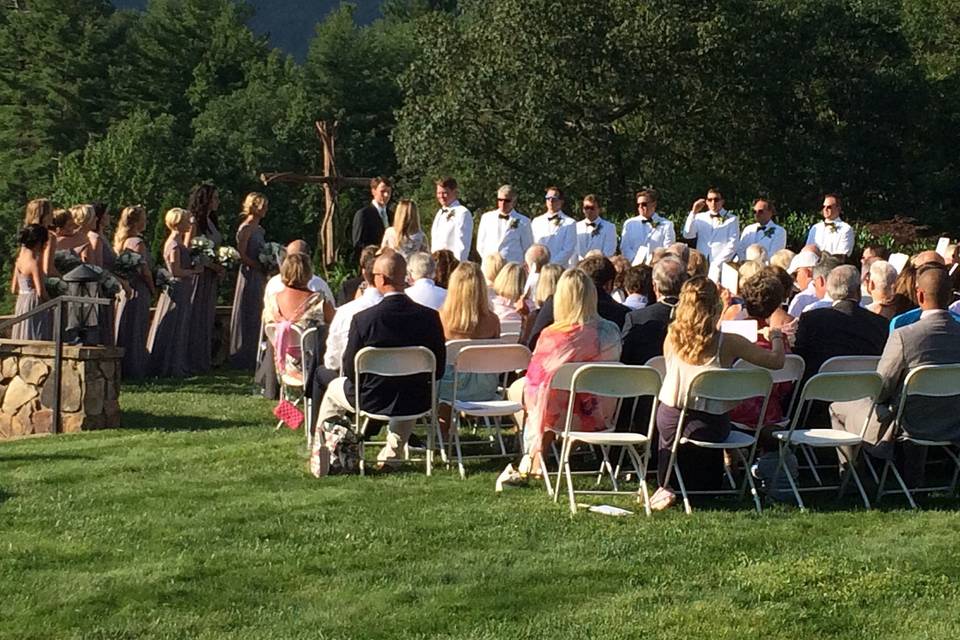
[875,310,960,441]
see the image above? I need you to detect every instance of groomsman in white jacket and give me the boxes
[430,176,473,262]
[476,184,533,263]
[737,197,786,260]
[621,189,676,265]
[530,186,576,267]
[682,187,739,281]
[573,194,617,264]
[806,193,854,257]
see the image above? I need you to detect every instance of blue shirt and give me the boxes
[890,307,960,331]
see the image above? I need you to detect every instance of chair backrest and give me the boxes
[818,355,880,373]
[499,332,521,344]
[570,364,661,399]
[455,344,532,374]
[892,364,960,432]
[445,338,501,364]
[685,368,773,405]
[549,361,604,392]
[733,353,805,384]
[644,355,667,381]
[355,346,436,377]
[797,371,883,405]
[499,320,522,335]
[263,322,318,372]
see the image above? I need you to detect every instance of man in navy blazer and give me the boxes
[316,250,446,468]
[351,177,392,261]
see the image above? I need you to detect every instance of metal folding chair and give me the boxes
[771,371,883,510]
[264,322,318,449]
[554,364,661,515]
[818,355,880,373]
[875,364,960,509]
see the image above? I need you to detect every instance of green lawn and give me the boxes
[2,372,960,639]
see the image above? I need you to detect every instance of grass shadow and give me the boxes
[0,487,12,506]
[120,410,243,433]
[0,453,95,463]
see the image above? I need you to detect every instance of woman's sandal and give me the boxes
[649,487,677,512]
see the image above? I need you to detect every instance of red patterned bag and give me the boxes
[273,399,304,430]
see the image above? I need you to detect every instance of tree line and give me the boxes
[2,0,958,274]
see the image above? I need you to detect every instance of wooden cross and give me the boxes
[259,120,372,269]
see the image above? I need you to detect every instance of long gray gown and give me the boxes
[114,237,152,379]
[186,221,222,374]
[147,238,195,378]
[12,274,50,341]
[228,223,266,369]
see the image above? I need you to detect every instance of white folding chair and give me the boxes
[499,332,521,343]
[771,372,883,510]
[353,346,439,476]
[499,320,522,336]
[264,322,318,450]
[664,368,773,514]
[818,355,880,373]
[875,364,960,509]
[446,344,532,478]
[554,364,661,515]
[644,355,666,382]
[733,354,805,428]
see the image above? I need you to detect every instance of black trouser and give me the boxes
[310,365,383,439]
[656,404,730,491]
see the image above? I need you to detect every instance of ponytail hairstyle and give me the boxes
[113,205,147,254]
[19,224,49,250]
[23,199,53,227]
[241,192,268,219]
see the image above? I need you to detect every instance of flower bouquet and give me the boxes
[85,264,121,297]
[153,267,179,292]
[258,241,286,273]
[190,236,216,267]
[44,276,68,298]
[112,250,146,280]
[54,250,82,275]
[217,245,241,271]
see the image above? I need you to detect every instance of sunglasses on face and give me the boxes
[545,195,561,201]
[706,197,721,202]
[497,198,513,203]
[583,205,596,211]
[753,208,766,214]
[638,201,652,207]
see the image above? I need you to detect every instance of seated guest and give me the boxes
[321,249,383,375]
[794,265,888,384]
[729,271,794,429]
[523,243,551,301]
[830,266,960,487]
[687,249,708,278]
[405,252,447,310]
[490,261,529,324]
[786,250,819,316]
[265,240,335,309]
[621,256,688,366]
[859,243,890,297]
[765,266,798,338]
[532,264,563,310]
[437,262,501,434]
[946,242,959,293]
[651,277,785,510]
[432,249,458,289]
[513,269,623,478]
[666,242,690,265]
[610,254,631,302]
[744,243,768,264]
[481,252,505,300]
[797,255,841,314]
[622,264,654,310]
[526,255,629,349]
[866,260,909,321]
[719,260,764,322]
[315,252,445,469]
[889,251,960,329]
[336,245,379,305]
[770,249,795,273]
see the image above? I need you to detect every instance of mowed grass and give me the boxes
[2,372,960,639]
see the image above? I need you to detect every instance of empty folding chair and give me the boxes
[663,368,773,514]
[771,371,882,510]
[554,364,661,515]
[875,364,960,509]
[446,344,532,478]
[818,355,880,374]
[353,346,439,476]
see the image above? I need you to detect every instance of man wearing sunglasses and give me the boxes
[530,186,576,267]
[806,193,854,257]
[476,184,533,263]
[621,189,676,266]
[737,197,786,261]
[682,187,739,281]
[573,194,617,263]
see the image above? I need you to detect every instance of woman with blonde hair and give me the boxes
[147,208,200,377]
[114,205,156,378]
[515,269,622,477]
[481,252,505,298]
[229,192,270,369]
[22,198,57,275]
[381,199,427,259]
[54,204,98,264]
[490,261,529,324]
[11,224,50,340]
[436,262,502,433]
[651,276,785,510]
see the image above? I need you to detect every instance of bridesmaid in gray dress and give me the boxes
[11,225,50,341]
[228,192,268,369]
[147,208,198,378]
[113,205,156,379]
[92,202,117,346]
[185,184,224,374]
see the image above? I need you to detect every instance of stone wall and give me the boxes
[0,341,123,439]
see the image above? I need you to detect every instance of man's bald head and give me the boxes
[917,265,952,310]
[287,240,310,256]
[912,250,945,268]
[373,251,407,292]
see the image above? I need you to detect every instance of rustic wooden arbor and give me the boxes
[259,120,372,268]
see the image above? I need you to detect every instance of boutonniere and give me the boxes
[762,227,776,239]
[552,217,562,227]
[591,221,602,237]
[825,222,837,233]
[508,218,519,230]
[443,207,454,221]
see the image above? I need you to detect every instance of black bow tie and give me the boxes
[641,218,653,225]
[498,213,510,220]
[757,225,767,231]
[710,213,722,219]
[825,222,837,230]
[548,215,559,222]
[586,221,597,227]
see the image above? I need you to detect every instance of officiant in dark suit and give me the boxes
[351,176,392,261]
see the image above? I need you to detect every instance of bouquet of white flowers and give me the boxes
[217,245,241,271]
[54,250,82,275]
[44,277,68,298]
[153,267,178,292]
[112,250,145,280]
[86,264,121,297]
[190,236,216,267]
[258,241,286,273]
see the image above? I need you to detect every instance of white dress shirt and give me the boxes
[621,213,676,265]
[323,286,383,372]
[801,294,833,314]
[806,218,854,256]
[530,211,577,266]
[405,278,447,311]
[682,209,739,280]
[430,200,473,261]
[476,209,533,263]
[573,216,617,264]
[787,282,818,317]
[738,220,787,261]
[372,200,389,227]
[264,274,335,307]
[623,293,648,310]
